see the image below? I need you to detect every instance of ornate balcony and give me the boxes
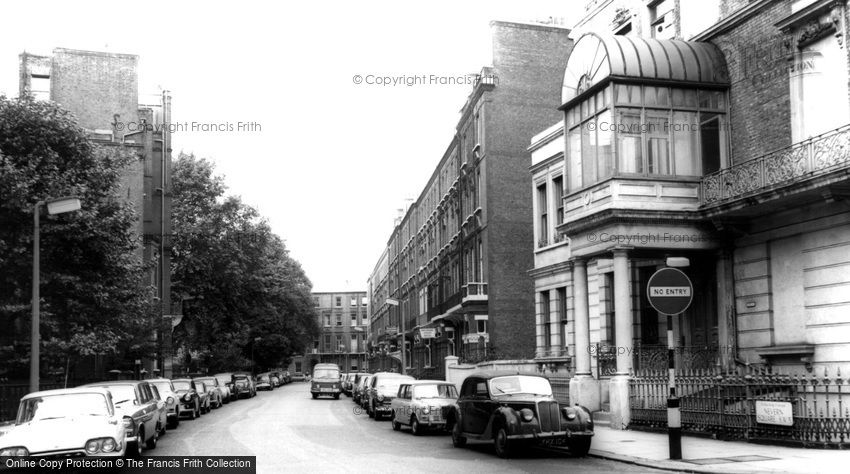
[701,124,850,207]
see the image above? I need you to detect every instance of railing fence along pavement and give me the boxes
[629,364,850,447]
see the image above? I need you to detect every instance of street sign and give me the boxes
[419,328,436,339]
[756,401,793,426]
[647,268,693,315]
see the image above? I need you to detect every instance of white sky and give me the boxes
[0,0,581,292]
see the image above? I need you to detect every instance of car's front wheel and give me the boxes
[194,400,200,418]
[411,416,422,436]
[145,426,158,450]
[569,437,592,457]
[493,425,512,459]
[391,412,401,431]
[451,420,467,448]
[125,432,143,459]
[312,393,318,399]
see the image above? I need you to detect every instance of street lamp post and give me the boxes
[251,337,261,374]
[31,197,82,393]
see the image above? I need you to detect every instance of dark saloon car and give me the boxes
[232,374,256,399]
[365,372,414,420]
[170,379,202,419]
[83,381,161,455]
[447,372,593,458]
[255,372,273,391]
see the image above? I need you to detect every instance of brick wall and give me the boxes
[485,22,574,358]
[710,1,794,164]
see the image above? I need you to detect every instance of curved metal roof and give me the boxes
[562,33,729,105]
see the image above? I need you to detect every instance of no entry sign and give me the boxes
[647,268,693,315]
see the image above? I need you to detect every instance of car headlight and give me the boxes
[0,447,29,456]
[422,406,431,414]
[122,416,135,435]
[167,396,175,405]
[85,439,101,454]
[101,438,116,453]
[184,394,192,402]
[377,395,384,402]
[562,407,577,420]
[520,408,534,422]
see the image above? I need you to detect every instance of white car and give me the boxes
[0,387,127,458]
[149,378,181,428]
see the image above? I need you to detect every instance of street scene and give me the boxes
[3,0,850,473]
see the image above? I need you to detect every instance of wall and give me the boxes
[485,21,574,359]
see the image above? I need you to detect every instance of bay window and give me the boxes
[566,83,727,193]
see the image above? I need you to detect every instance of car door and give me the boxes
[139,383,158,436]
[396,385,411,424]
[467,379,493,435]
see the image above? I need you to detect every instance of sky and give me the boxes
[0,0,582,292]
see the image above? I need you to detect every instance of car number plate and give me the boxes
[320,388,333,392]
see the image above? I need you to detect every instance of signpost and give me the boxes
[646,267,693,461]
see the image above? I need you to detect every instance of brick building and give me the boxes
[530,0,850,443]
[290,291,369,375]
[19,48,177,377]
[367,21,574,379]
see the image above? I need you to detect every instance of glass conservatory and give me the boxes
[560,33,730,197]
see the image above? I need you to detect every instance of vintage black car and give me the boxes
[447,372,593,458]
[170,379,202,419]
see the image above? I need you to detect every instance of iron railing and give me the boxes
[629,365,850,447]
[595,343,722,378]
[701,123,850,205]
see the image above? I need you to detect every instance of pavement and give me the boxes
[588,425,850,473]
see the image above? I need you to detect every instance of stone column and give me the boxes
[715,248,736,371]
[609,248,632,429]
[549,289,561,355]
[535,291,547,357]
[569,258,600,411]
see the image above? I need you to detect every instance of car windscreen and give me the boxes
[215,376,230,384]
[172,380,192,391]
[488,376,553,397]
[151,382,173,394]
[413,384,458,399]
[196,378,215,387]
[96,385,136,405]
[313,369,339,379]
[258,375,270,382]
[376,377,411,395]
[17,393,110,424]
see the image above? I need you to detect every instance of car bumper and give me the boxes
[508,430,594,442]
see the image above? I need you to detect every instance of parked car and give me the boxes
[310,363,342,399]
[213,373,235,403]
[193,377,224,409]
[194,381,211,413]
[148,385,169,437]
[148,378,180,428]
[365,372,415,420]
[447,372,594,458]
[84,381,161,455]
[354,375,373,407]
[291,372,306,382]
[255,372,273,391]
[269,370,283,387]
[0,387,128,458]
[283,371,292,384]
[391,380,458,435]
[171,378,202,419]
[232,374,256,398]
[341,373,354,396]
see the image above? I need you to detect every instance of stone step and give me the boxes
[592,410,611,427]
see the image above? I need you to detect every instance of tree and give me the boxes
[171,153,318,373]
[0,95,159,381]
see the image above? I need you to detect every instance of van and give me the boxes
[311,363,342,399]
